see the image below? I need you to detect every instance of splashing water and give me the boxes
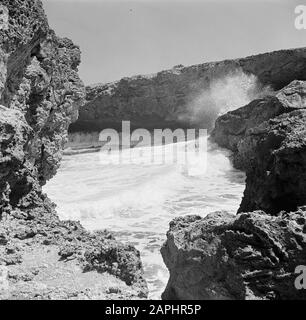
[44,139,245,299]
[182,69,273,126]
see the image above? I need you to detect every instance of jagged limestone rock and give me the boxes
[162,209,306,300]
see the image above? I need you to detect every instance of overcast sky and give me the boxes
[42,0,305,85]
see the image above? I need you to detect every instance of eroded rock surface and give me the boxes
[161,210,306,300]
[211,80,306,214]
[0,0,85,213]
[211,80,306,153]
[0,0,147,299]
[0,201,147,299]
[237,110,306,214]
[70,48,306,133]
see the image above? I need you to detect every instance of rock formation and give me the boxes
[161,209,306,300]
[2,0,305,301]
[211,80,306,214]
[70,47,306,134]
[0,0,147,299]
[162,70,306,299]
[211,80,306,154]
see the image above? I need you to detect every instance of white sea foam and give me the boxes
[44,139,245,299]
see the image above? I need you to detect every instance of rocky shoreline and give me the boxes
[1,0,306,301]
[161,80,306,299]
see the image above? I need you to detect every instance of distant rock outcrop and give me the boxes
[0,0,147,299]
[70,48,306,134]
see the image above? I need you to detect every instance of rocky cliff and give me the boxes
[0,0,147,299]
[0,0,85,213]
[161,71,306,299]
[70,47,306,134]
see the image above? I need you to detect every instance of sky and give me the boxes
[42,0,305,85]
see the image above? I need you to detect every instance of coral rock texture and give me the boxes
[161,210,306,300]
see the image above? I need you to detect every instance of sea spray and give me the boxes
[183,69,273,126]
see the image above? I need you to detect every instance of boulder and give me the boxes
[161,209,306,300]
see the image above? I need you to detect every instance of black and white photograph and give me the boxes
[0,0,306,308]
